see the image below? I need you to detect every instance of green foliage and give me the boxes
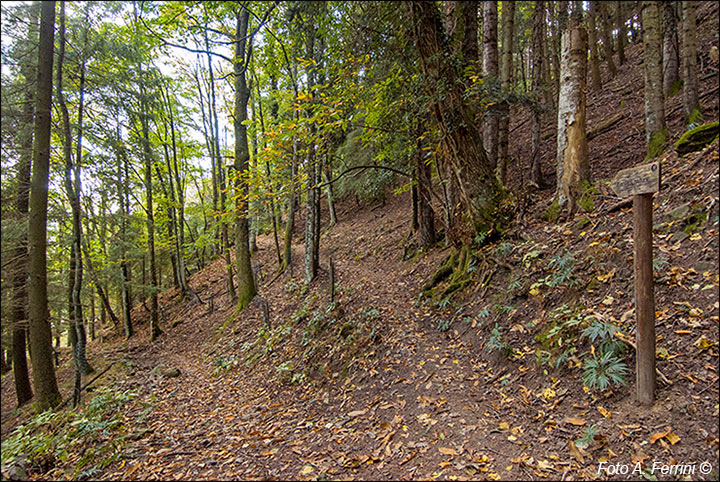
[436,318,452,332]
[0,387,137,478]
[582,351,628,390]
[581,320,626,358]
[486,323,513,357]
[575,424,600,450]
[212,354,239,376]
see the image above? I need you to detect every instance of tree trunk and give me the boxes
[234,6,257,310]
[530,0,546,188]
[663,1,680,96]
[9,0,40,408]
[587,2,603,91]
[27,0,62,412]
[641,1,667,159]
[415,122,436,248]
[681,0,701,125]
[597,2,617,77]
[616,1,627,64]
[116,124,133,338]
[554,20,590,216]
[482,1,499,169]
[496,0,514,185]
[139,99,162,341]
[410,1,503,247]
[57,1,91,376]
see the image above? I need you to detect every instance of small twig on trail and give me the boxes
[57,362,116,410]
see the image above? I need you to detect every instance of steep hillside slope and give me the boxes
[2,3,718,480]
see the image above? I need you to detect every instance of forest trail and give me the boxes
[1,2,718,479]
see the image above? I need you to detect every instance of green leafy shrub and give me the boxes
[1,387,137,479]
[583,351,628,390]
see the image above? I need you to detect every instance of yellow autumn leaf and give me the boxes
[543,387,556,399]
[499,421,510,430]
[597,268,616,283]
[438,447,458,456]
[564,417,587,426]
[665,432,681,445]
[299,465,314,475]
[650,427,672,444]
[529,287,540,296]
[598,406,612,418]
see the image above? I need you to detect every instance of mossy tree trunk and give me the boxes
[410,1,504,247]
[641,1,667,159]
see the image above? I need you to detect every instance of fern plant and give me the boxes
[583,351,628,389]
[581,320,626,356]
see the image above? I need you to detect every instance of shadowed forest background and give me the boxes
[1,1,718,480]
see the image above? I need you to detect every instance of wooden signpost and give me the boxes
[609,161,661,405]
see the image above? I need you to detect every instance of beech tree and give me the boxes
[552,5,589,217]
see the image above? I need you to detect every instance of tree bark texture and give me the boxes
[409,1,503,246]
[597,2,617,77]
[616,1,627,64]
[234,6,257,310]
[482,1,499,169]
[530,0,546,187]
[641,1,667,159]
[587,2,603,91]
[9,1,40,408]
[27,0,62,412]
[496,0,514,185]
[681,1,700,125]
[555,21,589,215]
[662,1,680,96]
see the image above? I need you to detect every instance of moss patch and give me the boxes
[645,127,668,161]
[674,121,719,155]
[667,78,682,97]
[577,180,597,213]
[542,198,562,223]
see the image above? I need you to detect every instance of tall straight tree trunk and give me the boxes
[116,119,133,338]
[616,1,627,64]
[233,5,257,310]
[663,1,680,95]
[9,1,40,408]
[554,18,589,216]
[681,0,700,125]
[597,2,617,77]
[496,0,514,185]
[641,1,667,159]
[410,1,503,247]
[304,8,321,284]
[27,0,62,412]
[587,2,603,91]
[140,103,162,341]
[482,1,499,169]
[530,0,546,188]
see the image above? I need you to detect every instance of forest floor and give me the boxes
[2,3,719,481]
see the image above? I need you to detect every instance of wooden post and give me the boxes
[633,193,655,404]
[610,161,660,405]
